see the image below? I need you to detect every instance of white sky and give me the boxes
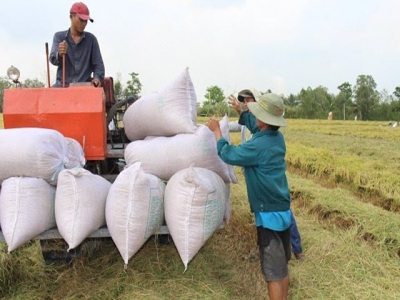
[1,0,399,101]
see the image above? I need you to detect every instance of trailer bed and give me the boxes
[0,225,170,242]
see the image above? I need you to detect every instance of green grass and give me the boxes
[0,114,3,129]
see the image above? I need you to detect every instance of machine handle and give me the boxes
[45,43,51,88]
[62,53,66,88]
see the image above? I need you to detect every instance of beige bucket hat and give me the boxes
[247,93,287,127]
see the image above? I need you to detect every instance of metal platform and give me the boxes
[0,225,170,242]
[107,143,125,158]
[0,222,226,243]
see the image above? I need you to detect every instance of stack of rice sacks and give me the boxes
[0,128,112,253]
[119,67,237,270]
[0,68,237,271]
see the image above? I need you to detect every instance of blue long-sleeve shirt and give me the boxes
[50,29,105,87]
[225,111,291,230]
[238,110,259,134]
[216,129,291,213]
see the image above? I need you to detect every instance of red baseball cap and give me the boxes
[70,2,93,23]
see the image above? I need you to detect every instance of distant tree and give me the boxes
[0,76,10,113]
[314,86,334,114]
[124,72,142,98]
[282,93,300,118]
[389,87,400,120]
[297,86,333,119]
[354,75,379,120]
[336,82,353,120]
[393,86,400,99]
[23,78,45,88]
[338,82,352,97]
[114,73,124,100]
[389,100,400,121]
[285,93,299,106]
[204,85,225,105]
[297,87,317,118]
[372,89,392,120]
[379,89,393,104]
[201,85,228,117]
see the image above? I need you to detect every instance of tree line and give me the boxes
[200,74,400,122]
[284,75,400,121]
[1,73,399,122]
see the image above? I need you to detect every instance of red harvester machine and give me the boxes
[0,65,148,264]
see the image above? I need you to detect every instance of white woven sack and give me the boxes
[125,125,232,183]
[55,168,111,250]
[219,115,238,184]
[164,166,226,271]
[106,162,165,266]
[123,68,197,141]
[0,177,56,252]
[65,137,86,169]
[0,128,68,185]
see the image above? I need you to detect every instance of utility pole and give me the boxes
[343,102,346,120]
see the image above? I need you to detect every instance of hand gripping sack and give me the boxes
[0,177,56,252]
[123,68,197,141]
[106,162,165,266]
[164,166,226,271]
[55,168,111,250]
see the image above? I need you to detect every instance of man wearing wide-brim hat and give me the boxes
[229,90,304,262]
[207,93,292,299]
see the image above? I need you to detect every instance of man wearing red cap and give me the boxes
[49,2,104,87]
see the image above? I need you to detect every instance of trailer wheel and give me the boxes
[40,239,81,265]
[157,234,172,245]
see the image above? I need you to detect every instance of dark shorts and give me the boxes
[257,226,291,282]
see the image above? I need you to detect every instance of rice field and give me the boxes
[0,116,400,299]
[282,119,400,211]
